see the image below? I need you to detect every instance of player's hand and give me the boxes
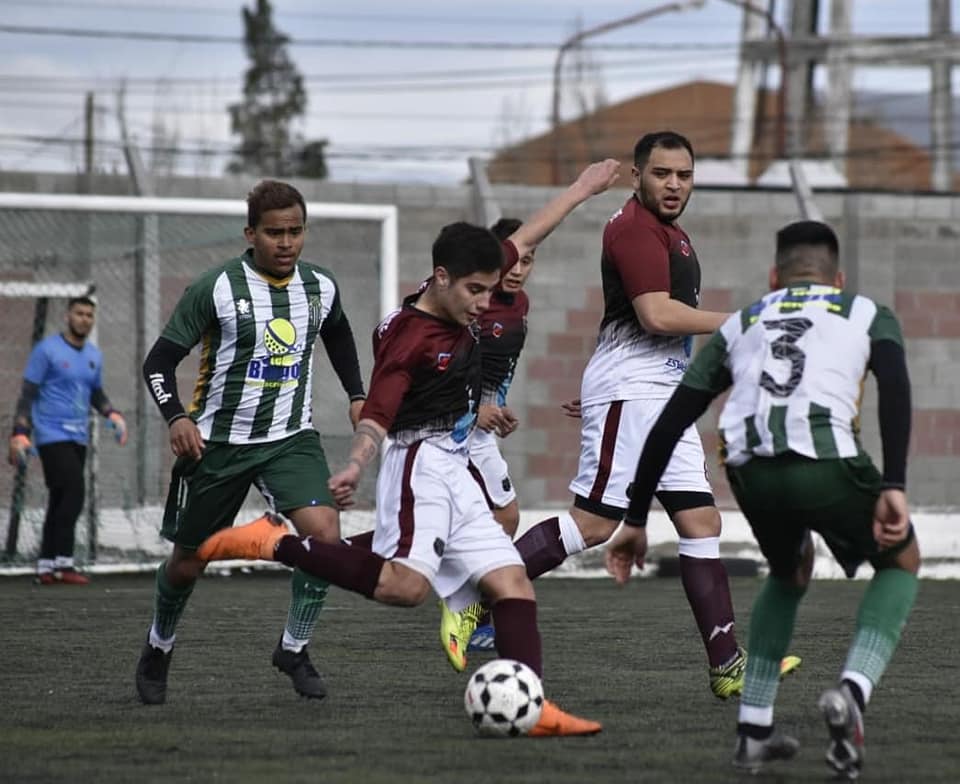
[8,434,32,468]
[106,411,128,446]
[348,399,365,429]
[574,158,621,197]
[873,488,910,549]
[169,417,204,460]
[477,404,507,434]
[561,398,582,418]
[329,461,361,510]
[498,407,520,437]
[604,522,648,585]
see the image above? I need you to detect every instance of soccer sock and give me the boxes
[345,530,374,550]
[491,598,542,677]
[678,537,739,667]
[276,535,383,599]
[282,568,329,652]
[150,560,195,650]
[841,567,918,707]
[740,576,805,714]
[515,511,585,580]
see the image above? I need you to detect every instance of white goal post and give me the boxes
[0,192,398,575]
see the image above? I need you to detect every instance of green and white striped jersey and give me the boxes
[682,283,904,466]
[161,251,343,444]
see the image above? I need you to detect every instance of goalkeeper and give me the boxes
[8,295,127,585]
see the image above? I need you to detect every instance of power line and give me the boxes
[0,23,739,50]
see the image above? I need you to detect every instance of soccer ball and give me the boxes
[463,658,544,737]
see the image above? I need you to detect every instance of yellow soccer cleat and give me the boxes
[439,600,485,673]
[710,647,804,699]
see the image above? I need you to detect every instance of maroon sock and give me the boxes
[276,535,383,599]
[491,598,542,677]
[514,517,567,580]
[346,530,374,550]
[679,554,739,667]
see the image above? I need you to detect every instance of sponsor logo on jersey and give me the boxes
[433,538,445,557]
[502,477,512,492]
[308,295,323,328]
[665,356,688,372]
[376,308,401,338]
[236,298,252,318]
[679,239,691,257]
[491,322,504,338]
[247,317,303,388]
[437,352,452,372]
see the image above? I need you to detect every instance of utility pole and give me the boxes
[730,4,768,181]
[824,0,853,175]
[785,0,819,159]
[83,91,95,191]
[930,0,953,191]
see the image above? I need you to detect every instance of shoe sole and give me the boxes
[819,691,863,780]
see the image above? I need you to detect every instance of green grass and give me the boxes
[1,573,958,783]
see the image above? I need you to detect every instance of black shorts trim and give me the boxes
[655,490,715,516]
[573,494,624,521]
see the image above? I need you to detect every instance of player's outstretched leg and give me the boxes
[196,512,287,562]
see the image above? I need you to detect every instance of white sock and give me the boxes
[678,536,720,559]
[54,555,75,570]
[148,624,175,653]
[282,629,307,653]
[840,669,874,706]
[738,704,774,728]
[558,511,587,556]
[36,558,54,575]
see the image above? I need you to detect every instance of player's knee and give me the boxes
[374,563,431,606]
[287,506,340,542]
[480,565,535,602]
[892,536,921,575]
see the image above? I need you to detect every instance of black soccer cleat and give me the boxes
[136,638,173,705]
[272,640,327,699]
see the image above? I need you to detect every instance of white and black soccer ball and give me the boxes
[463,658,544,737]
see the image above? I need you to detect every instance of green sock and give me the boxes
[844,568,918,687]
[152,560,195,641]
[284,568,329,648]
[742,576,805,708]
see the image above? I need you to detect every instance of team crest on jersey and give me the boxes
[491,322,504,338]
[236,298,252,318]
[679,239,691,257]
[436,352,452,371]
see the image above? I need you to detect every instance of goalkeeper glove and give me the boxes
[8,433,32,468]
[106,411,128,446]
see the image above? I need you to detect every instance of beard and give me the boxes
[638,181,689,222]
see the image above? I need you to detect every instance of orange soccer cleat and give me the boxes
[196,513,288,562]
[528,699,603,737]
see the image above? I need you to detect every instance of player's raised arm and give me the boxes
[509,159,620,260]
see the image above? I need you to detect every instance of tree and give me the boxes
[227,0,328,178]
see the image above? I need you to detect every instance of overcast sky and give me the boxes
[0,0,956,182]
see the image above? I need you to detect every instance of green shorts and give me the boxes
[162,429,333,549]
[726,451,913,578]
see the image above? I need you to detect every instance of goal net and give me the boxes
[0,193,396,574]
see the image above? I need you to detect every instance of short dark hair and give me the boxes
[633,131,695,170]
[67,296,96,309]
[775,220,840,280]
[246,180,307,229]
[432,221,503,280]
[489,218,522,242]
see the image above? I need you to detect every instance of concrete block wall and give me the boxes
[1,172,957,509]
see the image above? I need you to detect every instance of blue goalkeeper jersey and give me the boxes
[23,333,104,446]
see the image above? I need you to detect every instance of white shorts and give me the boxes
[568,398,711,512]
[467,429,517,509]
[373,439,523,611]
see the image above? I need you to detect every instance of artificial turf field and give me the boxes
[1,573,957,783]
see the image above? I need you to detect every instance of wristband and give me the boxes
[12,424,30,437]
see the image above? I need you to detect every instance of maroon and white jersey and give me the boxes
[580,195,701,404]
[361,240,520,451]
[477,287,529,406]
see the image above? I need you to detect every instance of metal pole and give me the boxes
[550,0,706,184]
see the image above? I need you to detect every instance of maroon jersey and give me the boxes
[362,240,520,449]
[599,194,701,342]
[477,287,529,406]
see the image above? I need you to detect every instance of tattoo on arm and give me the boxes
[349,423,384,470]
